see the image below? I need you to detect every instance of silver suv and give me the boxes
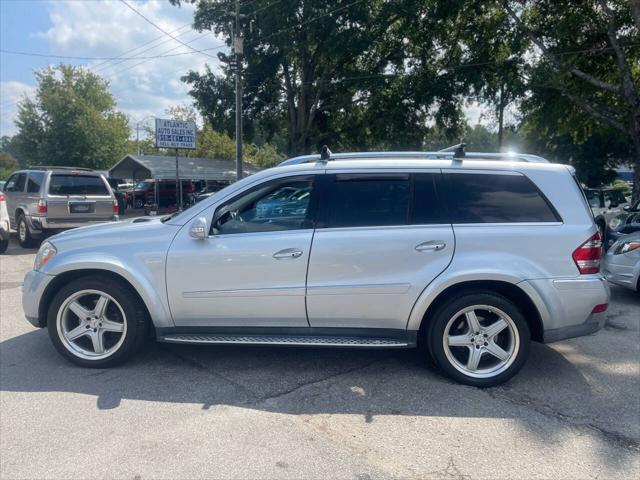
[22,152,609,387]
[3,167,118,248]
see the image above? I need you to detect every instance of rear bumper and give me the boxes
[28,215,118,232]
[22,269,56,328]
[519,276,610,343]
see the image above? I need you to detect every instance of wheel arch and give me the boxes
[411,279,545,342]
[37,269,154,329]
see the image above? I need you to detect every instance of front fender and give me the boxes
[47,257,174,328]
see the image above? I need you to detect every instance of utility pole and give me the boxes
[234,0,244,181]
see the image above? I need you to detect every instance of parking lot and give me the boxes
[1,237,638,479]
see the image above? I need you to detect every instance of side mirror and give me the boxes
[189,217,208,239]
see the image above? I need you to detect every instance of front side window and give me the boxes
[447,173,560,223]
[49,175,109,196]
[27,172,45,193]
[6,173,26,192]
[212,176,315,235]
[325,174,410,228]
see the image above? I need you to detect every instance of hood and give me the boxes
[48,216,167,246]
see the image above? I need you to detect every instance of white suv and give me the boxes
[22,151,609,387]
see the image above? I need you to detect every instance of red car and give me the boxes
[126,180,195,209]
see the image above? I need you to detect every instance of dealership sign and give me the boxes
[155,119,196,149]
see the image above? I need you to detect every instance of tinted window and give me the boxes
[447,173,559,223]
[27,172,44,193]
[326,174,410,228]
[6,173,26,192]
[412,173,445,224]
[49,175,109,196]
[585,189,602,208]
[213,176,315,234]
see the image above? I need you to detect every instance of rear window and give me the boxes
[49,175,109,196]
[447,173,560,223]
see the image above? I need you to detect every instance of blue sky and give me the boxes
[0,0,226,137]
[1,0,488,140]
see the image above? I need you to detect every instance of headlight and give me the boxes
[34,241,57,270]
[613,239,640,255]
[608,217,623,230]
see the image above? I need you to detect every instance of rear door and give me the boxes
[46,173,114,222]
[306,171,455,330]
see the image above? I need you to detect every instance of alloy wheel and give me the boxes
[56,289,127,360]
[442,305,520,379]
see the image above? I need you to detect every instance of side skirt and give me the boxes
[156,326,417,349]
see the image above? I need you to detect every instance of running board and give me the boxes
[159,333,412,348]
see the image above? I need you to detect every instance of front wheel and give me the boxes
[426,291,530,387]
[47,275,148,368]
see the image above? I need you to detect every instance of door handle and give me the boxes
[273,248,303,259]
[415,241,446,252]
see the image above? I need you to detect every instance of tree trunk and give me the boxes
[497,83,505,151]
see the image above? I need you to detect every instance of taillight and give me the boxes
[113,199,119,214]
[36,199,47,214]
[572,232,602,274]
[0,193,5,202]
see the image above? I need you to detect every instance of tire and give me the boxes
[47,275,148,368]
[0,238,8,254]
[134,198,144,209]
[426,290,530,387]
[17,214,38,248]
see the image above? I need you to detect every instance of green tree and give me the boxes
[504,0,640,199]
[0,151,19,180]
[12,64,130,170]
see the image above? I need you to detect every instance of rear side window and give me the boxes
[49,175,109,196]
[446,173,560,223]
[412,173,446,224]
[325,174,410,228]
[27,172,44,193]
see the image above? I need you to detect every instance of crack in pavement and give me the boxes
[255,358,385,404]
[485,387,640,452]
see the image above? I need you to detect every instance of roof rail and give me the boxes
[279,150,550,166]
[26,165,95,172]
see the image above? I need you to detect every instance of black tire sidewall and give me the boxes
[427,290,531,387]
[47,275,147,368]
[17,215,36,248]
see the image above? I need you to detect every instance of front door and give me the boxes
[167,174,319,327]
[306,172,454,330]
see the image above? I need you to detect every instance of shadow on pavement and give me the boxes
[1,326,638,469]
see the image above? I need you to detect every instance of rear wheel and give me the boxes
[426,290,530,387]
[17,214,38,248]
[47,275,148,368]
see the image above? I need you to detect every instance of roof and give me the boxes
[108,154,261,181]
[279,151,550,166]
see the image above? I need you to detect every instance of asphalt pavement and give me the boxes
[1,237,639,479]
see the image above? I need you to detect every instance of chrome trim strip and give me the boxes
[182,286,305,298]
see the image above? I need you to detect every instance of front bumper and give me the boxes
[22,269,56,328]
[520,276,610,343]
[603,256,639,292]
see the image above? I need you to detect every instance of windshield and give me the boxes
[135,181,153,190]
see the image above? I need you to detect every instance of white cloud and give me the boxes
[28,0,225,136]
[0,81,37,136]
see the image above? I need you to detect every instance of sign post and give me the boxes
[155,119,196,211]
